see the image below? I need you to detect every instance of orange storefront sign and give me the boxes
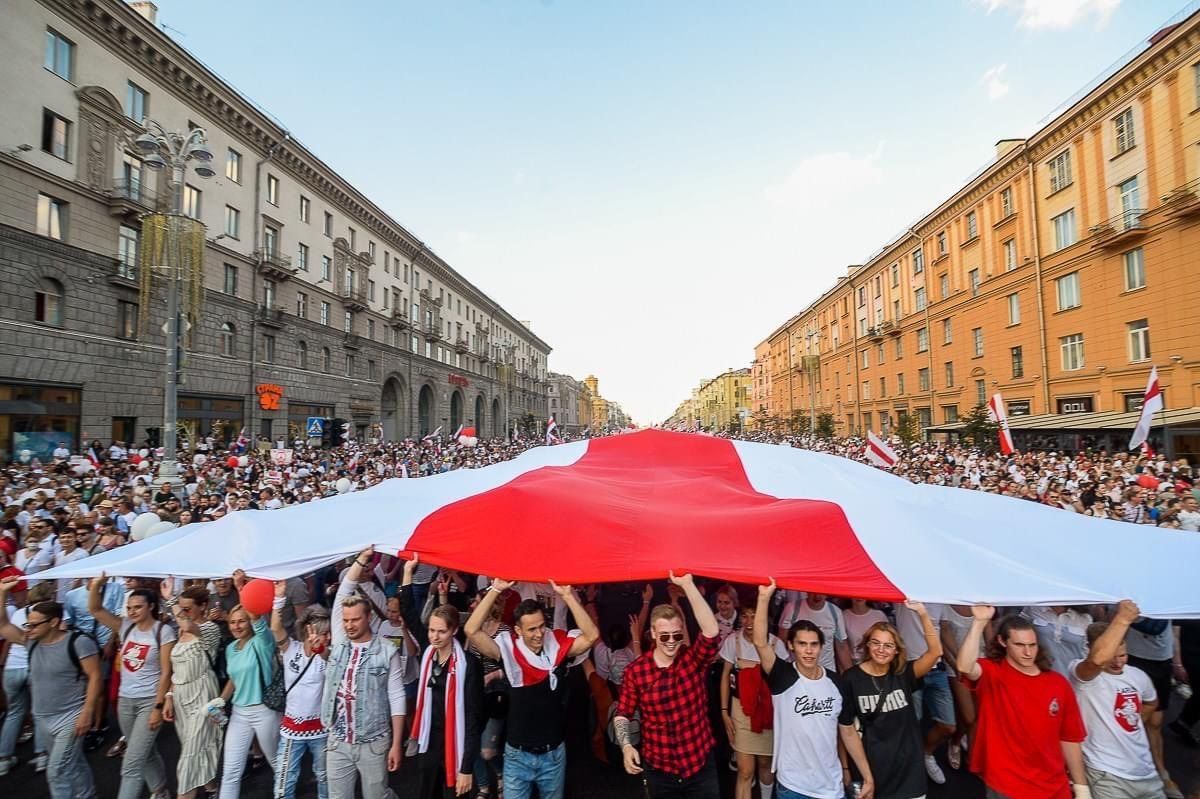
[256,383,284,411]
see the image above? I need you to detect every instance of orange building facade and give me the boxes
[756,16,1200,448]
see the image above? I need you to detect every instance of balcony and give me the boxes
[390,308,409,329]
[877,319,896,335]
[1161,177,1200,219]
[478,348,491,363]
[105,178,159,217]
[344,333,361,349]
[256,305,286,328]
[339,282,369,311]
[110,256,138,286]
[1089,209,1147,250]
[422,319,443,340]
[256,250,297,280]
[867,326,884,342]
[454,337,469,354]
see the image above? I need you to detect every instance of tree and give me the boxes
[815,412,835,439]
[789,410,811,435]
[895,414,923,445]
[959,404,999,450]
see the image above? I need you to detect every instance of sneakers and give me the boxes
[107,737,127,758]
[924,753,946,785]
[17,725,33,744]
[1168,718,1199,748]
[31,752,48,773]
[0,756,16,777]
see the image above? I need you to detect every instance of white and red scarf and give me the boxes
[496,628,581,691]
[410,640,467,786]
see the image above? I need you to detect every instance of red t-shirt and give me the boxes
[964,657,1086,799]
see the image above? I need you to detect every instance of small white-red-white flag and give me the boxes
[987,393,1014,455]
[865,430,898,468]
[87,447,101,468]
[546,416,560,445]
[1129,366,1164,451]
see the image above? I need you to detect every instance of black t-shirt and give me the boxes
[837,665,923,799]
[505,662,570,749]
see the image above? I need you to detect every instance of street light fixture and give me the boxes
[136,119,214,487]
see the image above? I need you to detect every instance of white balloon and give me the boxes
[138,448,149,458]
[146,521,177,539]
[137,460,150,471]
[72,462,95,476]
[129,513,159,542]
[335,477,351,494]
[237,455,249,468]
[193,453,207,467]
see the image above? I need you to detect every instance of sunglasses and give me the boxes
[656,632,685,644]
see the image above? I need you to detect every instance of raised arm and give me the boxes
[956,604,994,681]
[87,572,123,636]
[332,547,374,649]
[551,581,600,657]
[670,571,717,639]
[0,577,26,644]
[753,578,779,674]
[1075,599,1139,683]
[906,601,944,678]
[269,580,290,648]
[464,578,510,662]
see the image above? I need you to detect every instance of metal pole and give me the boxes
[158,165,185,486]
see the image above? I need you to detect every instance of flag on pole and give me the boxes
[234,428,249,454]
[865,430,898,468]
[546,416,560,445]
[422,426,443,442]
[87,447,101,468]
[1128,366,1163,451]
[987,394,1014,455]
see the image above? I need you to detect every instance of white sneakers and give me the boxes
[0,756,17,777]
[32,752,48,772]
[924,753,946,785]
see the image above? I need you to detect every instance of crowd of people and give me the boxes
[0,428,1197,799]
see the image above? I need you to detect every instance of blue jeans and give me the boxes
[776,784,827,799]
[473,716,505,790]
[503,743,565,799]
[2,668,46,758]
[916,665,955,726]
[274,734,328,799]
[36,710,96,799]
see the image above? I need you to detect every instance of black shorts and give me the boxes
[1127,655,1171,714]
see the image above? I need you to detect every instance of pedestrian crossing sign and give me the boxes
[306,417,325,437]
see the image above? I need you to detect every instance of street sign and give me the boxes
[306,417,325,437]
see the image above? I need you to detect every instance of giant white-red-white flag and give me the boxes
[987,393,1014,455]
[865,430,898,468]
[1128,366,1163,451]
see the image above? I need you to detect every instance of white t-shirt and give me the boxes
[780,599,846,672]
[53,548,88,603]
[1177,508,1200,532]
[767,663,844,799]
[6,605,29,670]
[280,639,327,739]
[377,620,419,684]
[593,641,638,685]
[118,619,177,699]
[1068,661,1158,780]
[719,631,789,666]
[843,608,888,663]
[941,607,984,677]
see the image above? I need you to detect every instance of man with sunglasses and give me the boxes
[614,571,721,799]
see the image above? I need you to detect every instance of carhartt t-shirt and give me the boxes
[965,658,1085,799]
[766,663,843,799]
[1068,661,1157,780]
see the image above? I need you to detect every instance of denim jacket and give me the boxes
[319,634,395,742]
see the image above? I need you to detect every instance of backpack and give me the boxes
[29,629,91,682]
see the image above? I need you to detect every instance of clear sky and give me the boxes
[151,0,1187,423]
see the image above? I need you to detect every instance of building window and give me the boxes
[1000,187,1013,218]
[942,318,952,344]
[1056,271,1081,310]
[1007,292,1020,325]
[890,263,899,287]
[1048,150,1072,192]
[914,247,925,272]
[943,405,959,424]
[118,225,139,279]
[297,242,308,271]
[1060,333,1085,371]
[879,377,887,397]
[1117,176,1140,217]
[857,286,866,308]
[1011,346,1024,378]
[34,279,63,326]
[182,184,201,220]
[1003,238,1017,272]
[348,227,356,250]
[322,347,331,372]
[1123,247,1145,290]
[914,287,926,311]
[296,291,307,318]
[223,263,238,295]
[936,233,946,256]
[412,334,419,353]
[876,343,884,365]
[262,334,276,363]
[938,273,949,299]
[263,279,276,308]
[225,148,241,183]
[891,298,901,321]
[1195,62,1200,108]
[44,29,74,80]
[972,327,984,357]
[299,195,310,223]
[224,205,239,238]
[916,327,928,353]
[344,311,353,333]
[894,337,903,359]
[368,241,376,262]
[266,174,279,206]
[861,349,870,369]
[323,212,333,237]
[966,211,978,240]
[321,256,331,281]
[368,280,376,302]
[125,81,148,121]
[298,340,308,369]
[345,354,355,377]
[320,301,330,326]
[897,373,905,394]
[368,359,377,380]
[117,300,138,340]
[220,322,235,357]
[944,361,954,387]
[1052,209,1076,251]
[918,367,931,392]
[1114,107,1136,154]
[968,268,980,297]
[263,226,278,257]
[41,108,72,161]
[36,193,66,240]
[975,379,987,407]
[1127,319,1150,362]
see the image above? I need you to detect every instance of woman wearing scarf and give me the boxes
[402,557,484,798]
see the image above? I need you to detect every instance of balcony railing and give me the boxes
[338,282,369,309]
[256,250,297,279]
[1090,208,1147,249]
[390,308,409,328]
[111,256,138,283]
[344,333,362,349]
[454,337,469,354]
[1161,177,1200,218]
[256,305,286,328]
[106,178,160,216]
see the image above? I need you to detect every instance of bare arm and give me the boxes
[1061,740,1086,787]
[0,579,26,644]
[87,573,123,636]
[907,602,944,679]
[1075,600,1138,683]
[672,572,717,638]
[956,605,994,682]
[464,579,509,662]
[552,581,599,657]
[270,580,290,648]
[834,638,852,673]
[752,579,779,674]
[838,724,876,798]
[76,653,102,736]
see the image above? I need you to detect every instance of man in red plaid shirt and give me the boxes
[614,571,721,798]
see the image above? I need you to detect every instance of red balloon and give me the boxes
[227,456,240,469]
[239,579,275,616]
[1137,474,1159,490]
[130,454,142,465]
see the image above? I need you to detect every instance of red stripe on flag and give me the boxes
[867,439,895,466]
[407,429,903,600]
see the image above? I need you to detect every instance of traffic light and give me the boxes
[330,417,349,447]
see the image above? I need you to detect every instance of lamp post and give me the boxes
[133,120,215,485]
[804,328,821,435]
